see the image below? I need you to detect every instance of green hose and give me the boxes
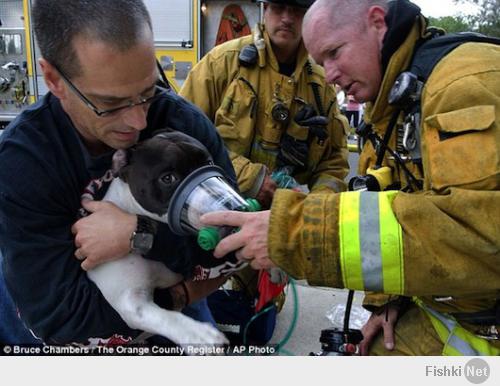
[242,277,299,355]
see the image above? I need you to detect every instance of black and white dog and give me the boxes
[86,131,229,348]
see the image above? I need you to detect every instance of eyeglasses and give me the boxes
[54,65,165,117]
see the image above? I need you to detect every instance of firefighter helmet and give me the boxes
[257,0,315,9]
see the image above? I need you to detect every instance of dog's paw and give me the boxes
[178,322,229,355]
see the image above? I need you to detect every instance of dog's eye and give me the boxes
[159,173,178,185]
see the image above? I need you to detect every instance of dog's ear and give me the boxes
[177,141,213,165]
[151,127,175,138]
[112,149,131,179]
[153,129,214,163]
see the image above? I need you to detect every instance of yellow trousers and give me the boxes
[369,305,444,356]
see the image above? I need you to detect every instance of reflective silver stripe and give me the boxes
[359,192,383,292]
[425,305,455,330]
[425,305,482,356]
[448,335,481,356]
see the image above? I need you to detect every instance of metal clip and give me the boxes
[433,296,454,302]
[476,325,499,341]
[402,115,417,151]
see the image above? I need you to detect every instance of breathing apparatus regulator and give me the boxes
[347,120,397,192]
[166,165,260,251]
[347,73,424,194]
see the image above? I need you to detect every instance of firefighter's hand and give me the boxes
[200,210,276,270]
[359,306,399,355]
[72,200,136,271]
[256,174,278,209]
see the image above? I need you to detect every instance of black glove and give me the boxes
[276,133,309,169]
[294,104,329,145]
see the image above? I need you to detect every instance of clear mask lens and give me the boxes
[167,166,248,235]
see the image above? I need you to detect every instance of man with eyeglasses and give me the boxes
[0,0,235,345]
[180,0,349,330]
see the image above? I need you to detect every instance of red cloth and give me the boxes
[255,270,287,312]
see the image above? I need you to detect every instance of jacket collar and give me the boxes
[365,16,428,127]
[381,0,422,73]
[258,25,309,80]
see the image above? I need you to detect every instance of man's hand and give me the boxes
[71,200,137,271]
[359,306,399,355]
[200,210,275,270]
[256,174,277,209]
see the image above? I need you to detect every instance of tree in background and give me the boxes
[428,15,471,33]
[454,0,500,36]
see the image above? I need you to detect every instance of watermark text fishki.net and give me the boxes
[425,358,491,384]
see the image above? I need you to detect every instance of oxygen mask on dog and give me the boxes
[167,165,260,250]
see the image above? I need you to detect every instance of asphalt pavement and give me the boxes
[269,283,368,356]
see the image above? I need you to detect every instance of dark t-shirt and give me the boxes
[0,91,236,344]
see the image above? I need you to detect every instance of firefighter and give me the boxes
[201,0,500,355]
[180,0,349,207]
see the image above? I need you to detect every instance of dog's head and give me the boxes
[113,130,213,215]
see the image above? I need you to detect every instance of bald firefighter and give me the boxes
[202,0,500,356]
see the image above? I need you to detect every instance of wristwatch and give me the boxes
[129,215,156,255]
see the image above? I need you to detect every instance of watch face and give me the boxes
[132,232,154,252]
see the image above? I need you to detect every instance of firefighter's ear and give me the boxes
[38,58,66,99]
[367,5,388,41]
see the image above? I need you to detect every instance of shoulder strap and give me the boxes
[385,32,500,190]
[304,60,326,116]
[410,32,500,81]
